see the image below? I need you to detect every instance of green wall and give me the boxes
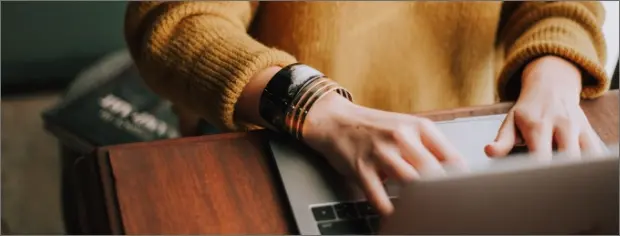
[2,1,128,86]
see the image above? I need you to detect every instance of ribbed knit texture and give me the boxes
[125,1,609,131]
[497,2,608,100]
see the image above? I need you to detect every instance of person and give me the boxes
[124,1,610,216]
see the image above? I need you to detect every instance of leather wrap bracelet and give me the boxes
[259,63,352,140]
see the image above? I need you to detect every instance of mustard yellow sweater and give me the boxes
[124,1,609,131]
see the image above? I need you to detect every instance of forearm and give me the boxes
[235,66,282,130]
[237,63,354,138]
[235,66,350,132]
[124,1,296,131]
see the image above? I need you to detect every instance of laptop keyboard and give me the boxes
[311,198,397,235]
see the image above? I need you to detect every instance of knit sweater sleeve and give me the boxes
[124,2,297,131]
[496,2,608,101]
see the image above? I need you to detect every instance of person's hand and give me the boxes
[302,93,466,216]
[485,56,604,159]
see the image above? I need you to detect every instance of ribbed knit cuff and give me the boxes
[498,17,609,101]
[191,31,297,131]
[498,41,609,101]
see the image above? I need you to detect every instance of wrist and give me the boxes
[521,56,582,99]
[303,92,358,141]
[257,63,353,139]
[236,66,282,129]
[522,56,582,90]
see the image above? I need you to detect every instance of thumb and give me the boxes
[485,112,517,158]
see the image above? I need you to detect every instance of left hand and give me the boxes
[485,56,604,159]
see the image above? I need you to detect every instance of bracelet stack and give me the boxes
[259,63,353,140]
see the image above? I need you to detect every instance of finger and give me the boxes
[398,136,446,178]
[485,112,517,158]
[419,123,468,170]
[376,148,420,183]
[554,124,580,158]
[522,121,554,159]
[356,162,394,216]
[579,129,605,156]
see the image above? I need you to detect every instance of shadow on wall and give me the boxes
[1,1,128,94]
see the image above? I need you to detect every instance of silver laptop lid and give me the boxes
[381,145,620,235]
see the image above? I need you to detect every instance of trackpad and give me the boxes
[436,115,606,171]
[436,115,506,171]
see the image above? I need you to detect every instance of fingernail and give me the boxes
[484,145,496,158]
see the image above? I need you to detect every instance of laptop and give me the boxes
[267,114,618,235]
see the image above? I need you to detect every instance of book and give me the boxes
[42,51,181,154]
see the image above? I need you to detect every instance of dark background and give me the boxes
[1,2,129,234]
[1,1,128,95]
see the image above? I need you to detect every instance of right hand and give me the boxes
[302,92,466,216]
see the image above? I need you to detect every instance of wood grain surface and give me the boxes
[75,90,619,235]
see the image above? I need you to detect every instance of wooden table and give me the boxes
[73,90,619,235]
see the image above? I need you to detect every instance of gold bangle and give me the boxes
[294,83,340,139]
[292,81,339,139]
[285,78,332,134]
[290,78,351,140]
[283,77,353,140]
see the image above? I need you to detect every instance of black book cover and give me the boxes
[43,66,180,153]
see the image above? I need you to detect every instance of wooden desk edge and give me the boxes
[73,150,125,234]
[96,149,125,235]
[79,90,618,234]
